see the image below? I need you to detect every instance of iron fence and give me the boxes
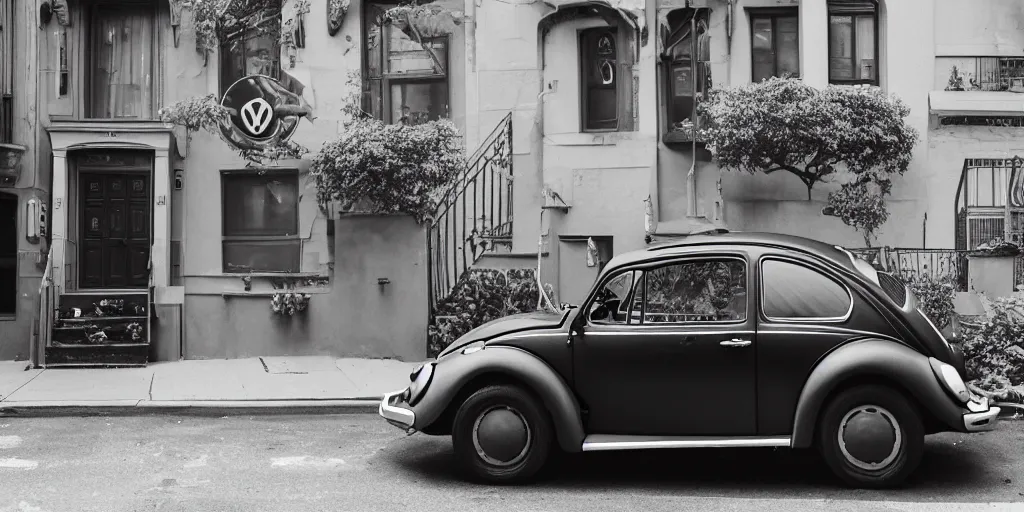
[427,112,514,313]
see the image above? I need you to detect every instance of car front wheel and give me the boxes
[451,384,553,484]
[817,384,925,489]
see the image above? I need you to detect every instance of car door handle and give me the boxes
[720,339,751,348]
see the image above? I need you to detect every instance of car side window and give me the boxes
[643,258,747,324]
[760,258,852,321]
[588,270,637,324]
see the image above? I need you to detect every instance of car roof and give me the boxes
[604,231,859,274]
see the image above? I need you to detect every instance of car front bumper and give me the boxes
[379,389,417,432]
[963,393,1001,432]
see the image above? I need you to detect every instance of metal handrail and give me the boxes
[427,112,515,313]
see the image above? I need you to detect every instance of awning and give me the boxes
[929,90,1024,117]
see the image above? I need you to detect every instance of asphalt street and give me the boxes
[0,413,1022,512]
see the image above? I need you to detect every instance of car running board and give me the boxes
[581,434,793,452]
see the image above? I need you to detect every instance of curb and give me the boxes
[0,398,381,418]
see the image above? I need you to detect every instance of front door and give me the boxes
[572,254,758,436]
[80,172,151,288]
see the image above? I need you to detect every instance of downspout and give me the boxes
[686,7,697,217]
[534,4,558,312]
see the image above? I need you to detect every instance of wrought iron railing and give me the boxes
[885,248,969,286]
[427,112,514,311]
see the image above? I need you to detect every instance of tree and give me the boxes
[698,77,918,245]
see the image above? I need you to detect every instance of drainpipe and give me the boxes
[533,5,557,311]
[686,10,697,218]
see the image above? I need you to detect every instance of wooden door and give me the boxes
[80,173,150,289]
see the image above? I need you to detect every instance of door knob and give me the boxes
[720,339,751,348]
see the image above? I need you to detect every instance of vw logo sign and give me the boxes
[220,75,304,143]
[241,98,274,136]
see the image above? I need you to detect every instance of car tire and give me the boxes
[451,384,553,484]
[817,384,925,489]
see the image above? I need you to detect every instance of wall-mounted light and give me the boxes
[26,198,47,244]
[174,169,183,191]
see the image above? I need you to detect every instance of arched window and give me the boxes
[827,0,879,85]
[0,192,16,318]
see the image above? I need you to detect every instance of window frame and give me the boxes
[219,14,283,96]
[661,7,711,138]
[826,0,880,86]
[587,269,639,326]
[84,0,160,119]
[639,256,749,326]
[582,255,750,328]
[361,1,451,125]
[579,25,621,133]
[220,169,302,274]
[758,255,854,324]
[747,7,801,83]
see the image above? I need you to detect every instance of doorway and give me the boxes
[0,192,16,316]
[78,172,151,289]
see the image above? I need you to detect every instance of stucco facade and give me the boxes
[3,0,1024,362]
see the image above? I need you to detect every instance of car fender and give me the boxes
[790,338,964,448]
[409,345,586,452]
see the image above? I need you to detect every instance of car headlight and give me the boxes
[931,358,970,403]
[407,362,434,406]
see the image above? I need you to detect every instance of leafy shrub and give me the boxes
[960,296,1024,386]
[905,273,956,329]
[428,268,555,357]
[309,72,465,222]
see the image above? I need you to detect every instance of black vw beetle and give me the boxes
[380,232,1001,488]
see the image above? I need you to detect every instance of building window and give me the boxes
[87,2,158,119]
[580,27,621,132]
[749,8,799,83]
[827,0,879,85]
[363,2,450,125]
[663,8,710,136]
[0,192,15,317]
[221,171,301,273]
[219,12,282,95]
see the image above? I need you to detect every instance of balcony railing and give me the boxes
[845,246,1024,292]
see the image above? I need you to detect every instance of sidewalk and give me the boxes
[0,356,421,416]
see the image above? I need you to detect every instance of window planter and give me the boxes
[0,143,27,187]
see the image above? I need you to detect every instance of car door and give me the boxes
[572,253,758,436]
[753,252,904,436]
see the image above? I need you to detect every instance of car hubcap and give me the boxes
[838,404,902,471]
[472,405,532,467]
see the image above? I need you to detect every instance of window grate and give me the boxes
[877,272,906,307]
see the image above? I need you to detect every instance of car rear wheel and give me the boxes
[451,384,553,484]
[817,384,925,489]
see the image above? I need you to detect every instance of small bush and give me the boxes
[905,273,956,329]
[428,268,555,357]
[960,296,1024,386]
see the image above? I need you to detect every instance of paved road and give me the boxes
[0,414,1021,511]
